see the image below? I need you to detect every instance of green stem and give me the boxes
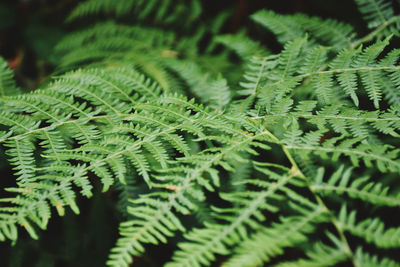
[262,127,359,267]
[351,16,400,48]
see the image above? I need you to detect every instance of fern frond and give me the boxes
[215,33,269,59]
[2,1,400,266]
[238,55,277,96]
[223,204,326,267]
[107,129,275,267]
[254,102,400,140]
[0,57,20,97]
[55,22,176,56]
[352,37,390,108]
[67,0,202,26]
[4,138,36,184]
[312,166,400,206]
[166,171,296,267]
[252,10,356,51]
[252,37,307,111]
[0,61,226,242]
[106,194,186,266]
[248,37,400,110]
[338,206,400,248]
[251,10,304,44]
[166,60,231,109]
[0,165,87,240]
[273,239,349,267]
[294,14,356,51]
[286,140,400,173]
[55,23,181,93]
[354,248,400,267]
[355,0,396,28]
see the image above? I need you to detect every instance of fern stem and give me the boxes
[309,188,359,267]
[260,64,400,100]
[351,16,400,48]
[286,145,400,170]
[303,65,400,77]
[1,113,133,142]
[251,113,400,122]
[262,128,359,267]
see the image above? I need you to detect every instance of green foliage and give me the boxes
[0,58,19,97]
[355,0,399,30]
[1,0,400,266]
[67,0,202,26]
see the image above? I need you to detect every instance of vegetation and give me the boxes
[0,0,400,266]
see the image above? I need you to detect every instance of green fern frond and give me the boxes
[167,173,295,267]
[166,60,231,109]
[106,194,186,266]
[286,140,400,173]
[251,10,304,44]
[312,166,400,206]
[4,138,36,184]
[0,165,87,240]
[223,204,326,267]
[107,129,274,267]
[215,33,269,59]
[253,102,400,140]
[0,62,224,241]
[338,206,400,248]
[273,239,349,267]
[0,57,20,97]
[238,55,277,97]
[355,0,396,28]
[251,10,356,50]
[245,37,400,110]
[1,1,400,266]
[294,14,356,51]
[67,0,202,25]
[354,248,400,267]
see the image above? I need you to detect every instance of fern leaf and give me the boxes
[286,140,400,173]
[0,57,19,97]
[107,195,185,267]
[166,173,294,267]
[251,10,304,44]
[215,33,269,59]
[5,138,36,184]
[329,47,361,106]
[294,14,355,51]
[354,248,400,267]
[1,2,400,266]
[107,130,274,266]
[238,55,277,96]
[338,206,400,248]
[355,0,395,28]
[353,37,390,108]
[223,205,326,267]
[273,241,349,267]
[67,0,202,26]
[166,60,231,109]
[312,166,400,206]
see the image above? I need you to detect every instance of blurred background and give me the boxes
[0,0,365,91]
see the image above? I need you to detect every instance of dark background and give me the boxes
[0,0,365,90]
[0,1,395,266]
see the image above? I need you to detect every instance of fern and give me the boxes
[0,57,20,97]
[355,0,397,29]
[1,0,400,266]
[67,0,202,26]
[338,206,400,248]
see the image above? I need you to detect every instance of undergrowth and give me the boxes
[1,0,400,266]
